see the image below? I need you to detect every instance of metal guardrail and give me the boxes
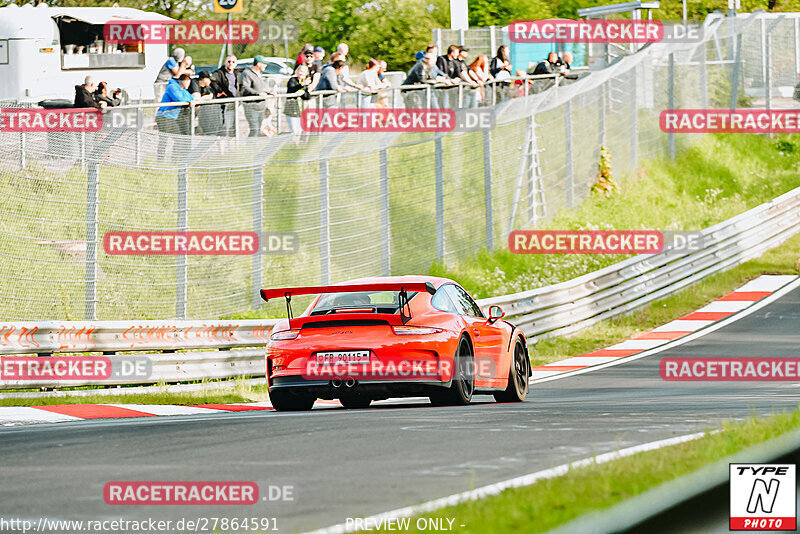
[0,185,798,389]
[479,184,800,339]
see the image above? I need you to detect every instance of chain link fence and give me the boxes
[0,12,796,321]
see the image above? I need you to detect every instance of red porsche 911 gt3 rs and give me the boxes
[261,276,531,411]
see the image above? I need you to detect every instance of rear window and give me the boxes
[310,291,417,315]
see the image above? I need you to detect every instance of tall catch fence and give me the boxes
[0,12,795,321]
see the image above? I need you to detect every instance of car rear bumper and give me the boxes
[268,375,449,400]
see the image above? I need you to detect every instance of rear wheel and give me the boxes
[270,389,315,411]
[339,396,372,409]
[429,337,474,406]
[494,338,530,403]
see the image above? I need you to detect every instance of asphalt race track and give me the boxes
[1,285,799,533]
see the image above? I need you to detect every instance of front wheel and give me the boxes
[270,389,315,411]
[429,337,474,406]
[494,338,530,403]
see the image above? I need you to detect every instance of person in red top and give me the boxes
[295,44,313,67]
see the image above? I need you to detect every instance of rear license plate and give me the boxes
[315,351,370,365]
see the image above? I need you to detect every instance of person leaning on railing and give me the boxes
[402,52,451,108]
[240,55,277,137]
[468,55,493,105]
[156,74,195,137]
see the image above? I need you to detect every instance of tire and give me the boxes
[270,389,315,411]
[339,396,372,409]
[494,338,530,403]
[429,336,474,406]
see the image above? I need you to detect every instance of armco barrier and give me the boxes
[0,184,799,390]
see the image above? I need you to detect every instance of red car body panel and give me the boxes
[263,275,522,397]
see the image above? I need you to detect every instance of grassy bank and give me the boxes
[434,133,800,298]
[0,380,269,407]
[380,405,800,533]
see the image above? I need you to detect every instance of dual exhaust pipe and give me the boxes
[331,377,357,388]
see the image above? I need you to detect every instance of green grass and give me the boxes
[531,232,800,367]
[380,405,800,534]
[0,381,270,407]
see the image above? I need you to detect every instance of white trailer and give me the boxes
[0,4,173,103]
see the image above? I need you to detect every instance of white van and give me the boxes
[0,4,173,103]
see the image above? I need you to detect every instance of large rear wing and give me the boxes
[259,282,436,302]
[260,282,437,323]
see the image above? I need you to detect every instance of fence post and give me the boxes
[631,64,638,169]
[765,25,772,112]
[84,160,99,320]
[252,161,264,309]
[700,41,708,110]
[434,135,445,262]
[190,105,196,137]
[489,26,497,58]
[176,167,188,319]
[19,132,26,170]
[319,159,330,285]
[234,100,240,138]
[795,17,800,80]
[668,52,676,160]
[483,129,494,251]
[565,100,574,208]
[761,17,768,109]
[730,33,743,109]
[380,148,391,275]
[598,81,606,148]
[434,28,443,54]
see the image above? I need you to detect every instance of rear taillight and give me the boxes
[391,325,443,335]
[270,329,300,341]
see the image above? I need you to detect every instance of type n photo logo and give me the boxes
[730,464,796,530]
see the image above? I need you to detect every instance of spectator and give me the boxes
[155,48,186,84]
[377,60,388,83]
[240,55,275,137]
[335,43,362,92]
[436,45,461,109]
[194,71,218,136]
[309,47,324,90]
[156,74,194,157]
[357,58,390,108]
[436,45,460,79]
[317,58,345,92]
[490,45,512,79]
[455,46,479,108]
[285,63,312,142]
[402,52,448,107]
[558,51,579,84]
[93,81,121,107]
[531,51,559,93]
[210,55,241,136]
[295,44,313,67]
[74,76,105,110]
[468,54,493,104]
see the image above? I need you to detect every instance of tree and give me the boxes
[467,0,551,27]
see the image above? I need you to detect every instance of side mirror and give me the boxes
[488,305,505,323]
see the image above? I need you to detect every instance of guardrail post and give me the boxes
[379,148,391,275]
[668,52,676,160]
[252,161,264,309]
[84,160,99,320]
[176,167,188,319]
[435,135,445,261]
[319,158,330,285]
[631,64,639,169]
[483,129,494,251]
[565,99,574,208]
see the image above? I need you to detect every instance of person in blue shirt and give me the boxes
[156,74,195,159]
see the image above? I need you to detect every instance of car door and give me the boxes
[443,285,504,379]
